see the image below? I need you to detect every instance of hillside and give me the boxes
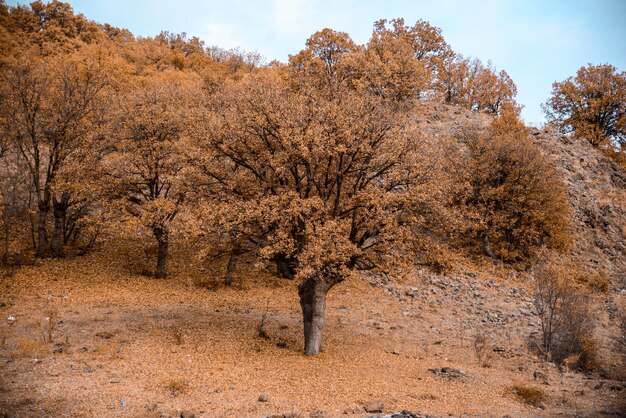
[1,104,624,418]
[416,103,626,285]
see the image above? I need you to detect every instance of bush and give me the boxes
[510,384,546,407]
[532,251,598,370]
[578,270,611,293]
[461,108,571,262]
[473,333,493,367]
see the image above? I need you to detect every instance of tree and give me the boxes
[1,47,112,257]
[196,31,440,353]
[379,18,453,93]
[289,28,359,90]
[353,19,430,102]
[460,106,571,261]
[104,71,201,278]
[0,0,105,57]
[543,64,626,148]
[438,55,517,114]
[0,139,31,263]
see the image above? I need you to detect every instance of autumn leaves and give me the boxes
[0,2,578,355]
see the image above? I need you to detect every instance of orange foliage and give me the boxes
[460,107,571,261]
[544,63,626,149]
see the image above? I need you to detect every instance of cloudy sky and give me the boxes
[7,0,626,124]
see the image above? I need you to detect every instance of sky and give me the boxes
[7,0,626,124]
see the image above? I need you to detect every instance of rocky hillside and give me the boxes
[530,128,626,287]
[415,102,626,288]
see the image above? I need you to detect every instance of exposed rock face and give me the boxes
[529,128,626,287]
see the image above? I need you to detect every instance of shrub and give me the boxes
[473,333,493,367]
[510,384,546,407]
[532,251,598,370]
[612,309,626,380]
[166,379,188,396]
[462,107,571,261]
[578,270,611,293]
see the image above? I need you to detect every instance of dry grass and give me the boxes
[510,384,546,408]
[10,336,43,359]
[165,378,188,396]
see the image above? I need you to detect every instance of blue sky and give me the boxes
[7,0,626,124]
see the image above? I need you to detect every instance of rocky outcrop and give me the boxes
[529,128,626,287]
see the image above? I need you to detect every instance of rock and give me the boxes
[180,411,195,418]
[428,367,466,378]
[53,342,65,353]
[343,406,364,414]
[533,371,547,382]
[147,403,158,412]
[276,341,288,348]
[363,399,384,413]
[405,288,419,298]
[309,410,326,418]
[386,411,420,418]
[258,393,270,402]
[0,301,5,308]
[281,411,301,418]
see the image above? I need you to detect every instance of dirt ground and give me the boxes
[0,244,624,418]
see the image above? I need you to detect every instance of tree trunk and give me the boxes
[274,253,296,280]
[224,250,238,286]
[153,227,169,279]
[2,215,9,264]
[482,234,495,258]
[51,196,68,257]
[299,278,315,351]
[299,277,336,356]
[36,199,50,258]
